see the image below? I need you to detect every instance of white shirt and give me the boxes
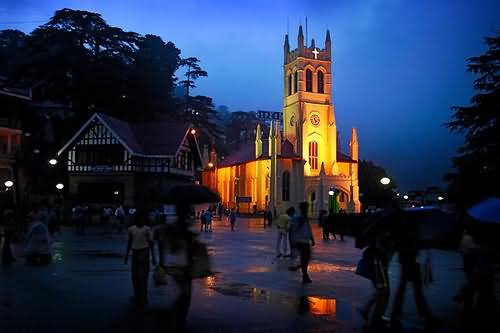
[128,225,152,250]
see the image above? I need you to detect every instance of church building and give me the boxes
[202,27,360,215]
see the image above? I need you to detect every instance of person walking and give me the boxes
[115,204,126,233]
[124,210,156,306]
[391,221,436,330]
[46,206,58,237]
[199,209,206,232]
[229,209,236,231]
[204,209,213,232]
[289,202,315,284]
[1,209,16,264]
[276,207,295,257]
[318,210,329,240]
[164,202,196,332]
[267,209,273,227]
[358,232,393,331]
[328,211,344,241]
[263,207,268,228]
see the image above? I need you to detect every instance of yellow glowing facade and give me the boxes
[202,27,360,215]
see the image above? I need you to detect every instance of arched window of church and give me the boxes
[317,70,324,94]
[306,69,313,92]
[308,141,318,170]
[288,73,292,96]
[282,171,290,201]
[293,71,298,93]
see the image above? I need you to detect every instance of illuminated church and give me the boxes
[202,27,360,215]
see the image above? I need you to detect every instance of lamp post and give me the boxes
[49,158,58,166]
[380,177,391,185]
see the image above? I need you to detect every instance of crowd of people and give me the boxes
[1,198,498,332]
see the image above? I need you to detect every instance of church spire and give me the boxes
[275,120,281,155]
[325,29,331,56]
[349,127,359,161]
[255,124,262,158]
[298,25,304,53]
[284,34,289,61]
[310,38,316,49]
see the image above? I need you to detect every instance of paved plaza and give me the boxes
[0,217,486,332]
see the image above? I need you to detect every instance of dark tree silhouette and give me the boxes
[358,160,397,209]
[445,32,500,209]
[129,34,180,121]
[179,56,207,107]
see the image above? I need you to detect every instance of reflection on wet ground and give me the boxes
[206,277,337,318]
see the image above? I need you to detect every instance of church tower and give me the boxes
[283,27,337,177]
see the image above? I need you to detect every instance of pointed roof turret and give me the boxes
[297,25,304,52]
[284,34,290,62]
[349,127,359,161]
[350,127,358,143]
[319,162,326,177]
[310,38,316,49]
[275,121,282,155]
[255,124,262,158]
[268,121,274,138]
[325,29,331,56]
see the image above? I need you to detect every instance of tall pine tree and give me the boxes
[445,32,500,209]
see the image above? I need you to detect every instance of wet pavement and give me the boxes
[0,217,492,332]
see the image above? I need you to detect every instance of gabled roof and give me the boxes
[58,113,200,160]
[337,151,357,163]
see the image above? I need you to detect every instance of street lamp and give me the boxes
[437,196,444,201]
[4,180,14,188]
[380,177,391,185]
[207,162,214,168]
[49,158,58,166]
[190,129,196,135]
[56,183,64,190]
[403,195,409,200]
[328,189,334,196]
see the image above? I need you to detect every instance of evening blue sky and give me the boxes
[2,0,499,191]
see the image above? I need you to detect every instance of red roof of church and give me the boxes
[218,139,356,168]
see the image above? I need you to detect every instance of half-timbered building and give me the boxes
[58,113,202,207]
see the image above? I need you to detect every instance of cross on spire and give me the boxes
[312,48,320,59]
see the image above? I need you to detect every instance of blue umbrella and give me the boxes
[468,198,500,224]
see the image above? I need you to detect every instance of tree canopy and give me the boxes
[0,8,219,126]
[445,32,500,209]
